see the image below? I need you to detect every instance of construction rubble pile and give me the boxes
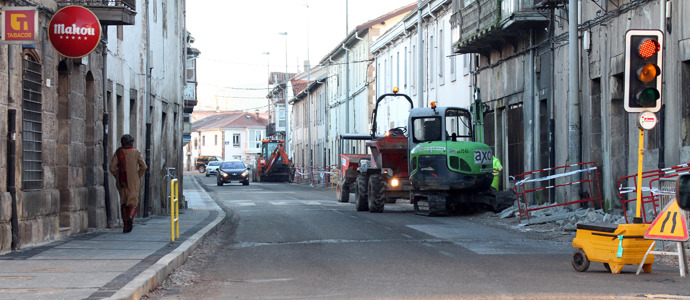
[497,201,628,231]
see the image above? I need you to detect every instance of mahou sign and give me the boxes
[48,6,101,58]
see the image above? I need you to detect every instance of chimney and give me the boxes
[255,109,260,120]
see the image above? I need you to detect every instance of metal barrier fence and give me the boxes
[292,165,338,189]
[514,162,602,221]
[618,163,690,223]
[170,178,179,241]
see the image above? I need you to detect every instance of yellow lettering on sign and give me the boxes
[644,200,689,241]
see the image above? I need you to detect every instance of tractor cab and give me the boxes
[408,103,474,149]
[408,103,493,193]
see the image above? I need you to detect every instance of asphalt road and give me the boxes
[147,174,690,299]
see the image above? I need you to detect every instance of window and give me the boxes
[450,55,457,81]
[412,44,416,93]
[429,35,434,85]
[383,58,388,92]
[412,117,442,143]
[389,55,393,91]
[463,54,471,75]
[214,134,218,145]
[278,107,286,128]
[202,136,206,146]
[396,51,400,89]
[404,47,408,88]
[22,58,42,190]
[377,61,382,96]
[249,130,263,149]
[439,29,444,85]
[233,134,240,147]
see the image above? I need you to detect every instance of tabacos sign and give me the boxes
[1,7,39,43]
[48,6,101,58]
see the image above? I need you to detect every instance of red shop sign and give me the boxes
[48,6,101,58]
[2,7,39,43]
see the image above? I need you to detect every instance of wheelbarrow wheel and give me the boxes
[572,248,590,272]
[603,263,611,273]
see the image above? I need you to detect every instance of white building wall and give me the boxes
[198,130,223,158]
[372,2,472,135]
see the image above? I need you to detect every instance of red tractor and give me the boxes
[254,139,294,182]
[336,89,414,212]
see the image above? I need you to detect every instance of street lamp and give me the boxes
[262,51,270,124]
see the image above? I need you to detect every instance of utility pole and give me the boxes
[417,0,424,108]
[279,32,288,141]
[345,0,350,134]
[307,2,312,180]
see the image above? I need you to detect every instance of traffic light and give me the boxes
[624,30,663,113]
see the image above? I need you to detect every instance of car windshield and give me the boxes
[221,161,245,169]
[208,161,221,167]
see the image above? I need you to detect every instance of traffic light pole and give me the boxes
[634,128,644,223]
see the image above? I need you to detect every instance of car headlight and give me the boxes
[242,170,249,177]
[221,170,228,177]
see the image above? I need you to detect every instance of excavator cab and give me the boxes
[261,141,280,159]
[255,139,293,182]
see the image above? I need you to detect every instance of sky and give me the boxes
[185,0,416,112]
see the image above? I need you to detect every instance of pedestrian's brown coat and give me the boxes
[109,148,147,207]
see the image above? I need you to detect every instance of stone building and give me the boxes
[0,0,191,254]
[450,0,690,208]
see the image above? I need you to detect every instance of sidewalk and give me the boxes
[0,176,224,300]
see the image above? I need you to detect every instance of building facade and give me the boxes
[0,0,190,254]
[451,0,690,208]
[288,65,328,169]
[319,4,416,166]
[186,111,267,170]
[371,0,475,138]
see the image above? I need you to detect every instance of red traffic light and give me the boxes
[638,39,660,59]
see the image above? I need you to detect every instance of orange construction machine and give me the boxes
[254,139,294,182]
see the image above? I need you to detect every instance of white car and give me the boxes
[205,161,222,177]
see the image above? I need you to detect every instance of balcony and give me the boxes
[57,0,136,26]
[266,123,276,137]
[451,0,548,55]
[183,99,197,113]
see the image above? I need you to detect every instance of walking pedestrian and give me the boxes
[109,134,147,233]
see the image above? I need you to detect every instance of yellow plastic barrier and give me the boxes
[170,179,179,241]
[571,223,654,274]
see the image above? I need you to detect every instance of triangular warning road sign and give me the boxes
[644,200,689,241]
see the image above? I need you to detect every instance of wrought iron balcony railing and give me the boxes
[57,0,136,26]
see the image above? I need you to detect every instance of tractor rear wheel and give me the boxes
[368,175,386,213]
[337,180,350,203]
[355,175,369,211]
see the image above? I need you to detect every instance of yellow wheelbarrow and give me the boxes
[571,223,654,274]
